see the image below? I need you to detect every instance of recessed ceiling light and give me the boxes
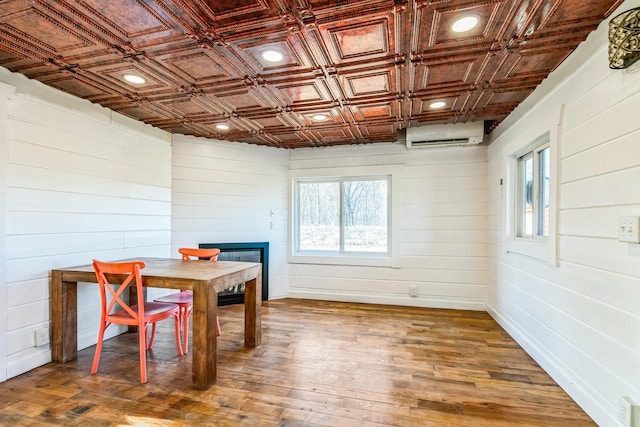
[122,74,147,85]
[261,49,284,63]
[311,113,329,121]
[429,101,447,109]
[516,11,528,31]
[215,124,230,131]
[452,15,479,33]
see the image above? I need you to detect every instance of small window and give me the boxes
[294,176,389,255]
[516,142,550,239]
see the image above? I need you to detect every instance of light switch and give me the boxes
[618,216,640,243]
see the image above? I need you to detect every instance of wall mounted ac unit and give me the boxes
[406,122,485,148]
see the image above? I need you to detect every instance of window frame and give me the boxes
[505,131,557,265]
[516,142,549,240]
[288,165,401,267]
[293,176,390,256]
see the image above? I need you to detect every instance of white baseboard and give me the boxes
[7,347,51,379]
[486,302,617,427]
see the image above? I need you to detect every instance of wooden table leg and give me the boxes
[50,271,77,362]
[244,266,262,347]
[191,281,218,389]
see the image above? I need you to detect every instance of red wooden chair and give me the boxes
[91,259,183,384]
[153,247,221,354]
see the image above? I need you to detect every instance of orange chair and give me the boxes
[153,247,221,354]
[91,259,183,384]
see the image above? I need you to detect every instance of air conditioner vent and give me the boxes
[410,138,472,146]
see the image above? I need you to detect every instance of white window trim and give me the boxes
[505,127,558,266]
[288,164,402,267]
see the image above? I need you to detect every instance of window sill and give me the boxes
[505,237,552,264]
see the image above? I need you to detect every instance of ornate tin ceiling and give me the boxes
[0,0,624,148]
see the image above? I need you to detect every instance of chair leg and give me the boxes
[91,321,107,375]
[139,323,148,384]
[173,313,183,356]
[147,322,157,350]
[147,321,157,349]
[180,308,219,355]
[182,307,189,354]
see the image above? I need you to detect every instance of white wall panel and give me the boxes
[0,66,172,380]
[7,300,48,331]
[560,206,624,238]
[402,215,487,230]
[562,167,640,209]
[402,242,487,257]
[561,91,640,159]
[0,82,16,382]
[171,135,290,300]
[560,236,640,278]
[404,161,487,178]
[402,188,487,204]
[401,201,488,217]
[562,129,640,182]
[289,144,488,309]
[7,278,47,307]
[486,2,640,425]
[8,165,170,199]
[400,255,487,271]
[399,229,487,243]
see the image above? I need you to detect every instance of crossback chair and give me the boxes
[91,259,183,384]
[153,248,221,354]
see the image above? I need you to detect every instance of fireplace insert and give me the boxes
[199,242,269,306]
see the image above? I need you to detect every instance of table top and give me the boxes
[52,257,261,291]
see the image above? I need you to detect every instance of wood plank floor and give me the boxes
[0,299,595,426]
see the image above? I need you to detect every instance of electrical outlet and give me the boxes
[409,284,418,297]
[34,328,50,347]
[619,396,638,427]
[618,216,640,243]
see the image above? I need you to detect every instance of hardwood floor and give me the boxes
[0,299,595,426]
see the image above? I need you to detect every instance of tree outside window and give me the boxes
[295,177,389,254]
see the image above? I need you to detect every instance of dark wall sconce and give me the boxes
[609,7,640,69]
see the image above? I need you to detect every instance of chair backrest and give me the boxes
[178,247,220,261]
[92,259,146,321]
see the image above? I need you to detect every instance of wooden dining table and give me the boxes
[50,257,262,389]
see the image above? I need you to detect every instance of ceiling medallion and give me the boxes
[608,7,640,69]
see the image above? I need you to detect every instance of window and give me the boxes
[505,131,556,265]
[516,142,550,239]
[294,176,390,255]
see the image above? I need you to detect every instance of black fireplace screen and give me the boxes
[199,242,269,306]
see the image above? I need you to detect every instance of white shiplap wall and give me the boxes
[171,134,290,299]
[0,81,16,382]
[0,67,173,379]
[289,143,488,309]
[486,1,640,425]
